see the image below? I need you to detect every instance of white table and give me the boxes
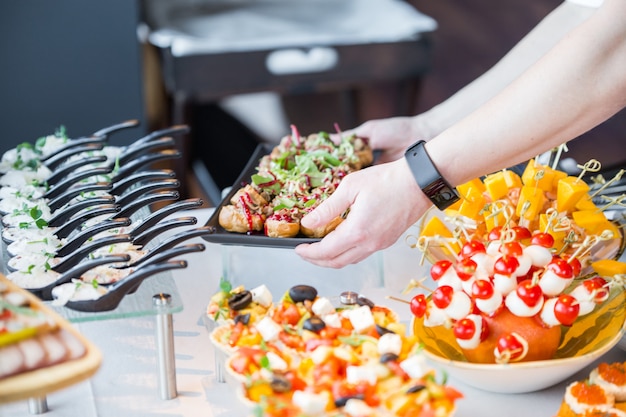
[1,208,624,417]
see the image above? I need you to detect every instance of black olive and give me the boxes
[270,374,292,393]
[334,394,364,408]
[356,295,375,309]
[379,352,399,363]
[375,324,394,337]
[406,384,426,394]
[289,285,318,303]
[234,313,250,325]
[303,317,326,333]
[227,290,252,310]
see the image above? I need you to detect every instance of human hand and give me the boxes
[295,158,431,268]
[336,116,426,164]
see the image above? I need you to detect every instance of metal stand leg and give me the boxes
[28,397,48,414]
[153,293,177,400]
[215,350,225,383]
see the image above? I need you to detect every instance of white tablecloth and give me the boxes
[2,208,624,417]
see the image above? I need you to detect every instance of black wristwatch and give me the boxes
[404,140,460,210]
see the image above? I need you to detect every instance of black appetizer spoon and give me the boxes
[62,260,188,312]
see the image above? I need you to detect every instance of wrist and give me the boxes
[411,112,438,142]
[404,140,460,210]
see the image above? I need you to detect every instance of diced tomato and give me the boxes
[443,386,464,401]
[365,325,379,338]
[319,326,351,340]
[237,346,265,358]
[386,360,410,380]
[279,331,305,350]
[273,303,301,326]
[314,356,345,387]
[331,380,359,400]
[0,309,13,320]
[354,381,380,407]
[229,354,251,374]
[228,321,245,346]
[341,317,354,330]
[284,371,307,391]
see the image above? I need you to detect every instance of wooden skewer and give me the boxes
[386,295,410,304]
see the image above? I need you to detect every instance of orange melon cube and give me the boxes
[591,259,626,277]
[419,215,460,255]
[420,215,453,238]
[516,185,546,221]
[457,178,487,203]
[595,220,621,241]
[503,170,522,189]
[445,198,463,212]
[457,195,487,220]
[521,159,557,192]
[483,204,507,231]
[551,170,568,191]
[571,210,608,234]
[556,176,590,213]
[483,172,510,201]
[575,194,599,211]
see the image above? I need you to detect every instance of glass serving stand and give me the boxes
[1,207,185,414]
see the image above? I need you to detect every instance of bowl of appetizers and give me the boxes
[410,274,625,393]
[405,156,626,393]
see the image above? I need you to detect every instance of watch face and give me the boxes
[423,180,459,209]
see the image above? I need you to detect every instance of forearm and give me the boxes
[417,1,595,139]
[426,0,626,187]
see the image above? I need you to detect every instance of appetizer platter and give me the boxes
[206,281,463,417]
[0,273,102,403]
[0,121,209,312]
[202,125,373,248]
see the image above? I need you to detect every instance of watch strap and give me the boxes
[404,140,460,210]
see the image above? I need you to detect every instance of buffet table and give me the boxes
[1,208,624,417]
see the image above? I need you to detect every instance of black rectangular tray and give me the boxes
[202,144,321,248]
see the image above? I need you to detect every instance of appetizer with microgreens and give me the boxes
[218,126,372,238]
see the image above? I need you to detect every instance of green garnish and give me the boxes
[337,334,379,347]
[259,355,270,370]
[219,277,233,293]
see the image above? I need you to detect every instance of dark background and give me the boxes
[0,1,147,148]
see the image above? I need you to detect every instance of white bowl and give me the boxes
[423,329,623,394]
